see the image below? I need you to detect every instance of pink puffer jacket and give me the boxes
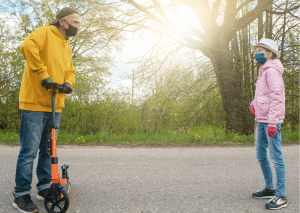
[250,59,285,124]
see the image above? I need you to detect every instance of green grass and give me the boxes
[1,125,298,146]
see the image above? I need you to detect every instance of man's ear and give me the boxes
[58,19,63,27]
[59,18,66,28]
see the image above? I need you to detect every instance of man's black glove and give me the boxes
[41,77,54,90]
[59,82,72,94]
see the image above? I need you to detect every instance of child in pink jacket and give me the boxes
[250,38,287,210]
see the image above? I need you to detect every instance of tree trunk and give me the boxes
[258,0,264,41]
[209,44,244,134]
[241,24,253,135]
[280,0,289,61]
[265,9,270,38]
[265,1,273,39]
[268,2,273,39]
[232,32,242,87]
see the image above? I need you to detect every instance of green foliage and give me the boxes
[281,31,299,131]
[0,46,24,132]
[60,94,142,135]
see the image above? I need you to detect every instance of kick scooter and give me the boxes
[43,83,71,213]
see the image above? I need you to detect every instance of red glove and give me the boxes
[250,104,255,115]
[267,124,277,137]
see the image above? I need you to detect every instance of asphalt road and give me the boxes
[0,145,299,213]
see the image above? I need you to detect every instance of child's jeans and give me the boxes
[255,122,286,197]
[13,110,61,198]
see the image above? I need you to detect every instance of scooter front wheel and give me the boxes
[44,185,70,213]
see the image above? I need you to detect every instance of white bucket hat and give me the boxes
[250,38,280,58]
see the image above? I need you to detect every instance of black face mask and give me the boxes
[63,20,78,37]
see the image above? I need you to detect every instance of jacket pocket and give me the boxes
[257,97,270,115]
[37,90,52,106]
[56,92,65,108]
[37,91,65,108]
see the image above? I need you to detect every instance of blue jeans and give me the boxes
[13,110,61,198]
[255,122,286,197]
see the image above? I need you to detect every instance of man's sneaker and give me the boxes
[37,188,48,201]
[266,196,288,210]
[12,194,39,213]
[253,187,276,198]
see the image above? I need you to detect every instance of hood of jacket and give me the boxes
[47,24,68,40]
[259,59,284,78]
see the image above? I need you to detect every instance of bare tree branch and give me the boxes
[228,0,273,42]
[265,4,300,14]
[123,0,206,49]
[170,0,205,40]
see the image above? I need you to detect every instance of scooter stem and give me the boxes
[52,88,56,128]
[51,86,60,184]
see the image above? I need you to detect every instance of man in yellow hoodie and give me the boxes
[13,7,80,213]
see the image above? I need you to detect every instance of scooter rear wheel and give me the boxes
[44,186,70,213]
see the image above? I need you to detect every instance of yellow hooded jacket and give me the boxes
[19,24,75,113]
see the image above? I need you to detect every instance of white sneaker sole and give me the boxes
[253,196,275,199]
[267,203,288,210]
[12,202,39,213]
[36,195,44,201]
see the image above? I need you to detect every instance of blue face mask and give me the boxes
[255,53,267,64]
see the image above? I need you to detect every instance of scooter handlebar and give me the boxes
[51,83,64,93]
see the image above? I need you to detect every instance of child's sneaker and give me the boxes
[253,187,276,198]
[12,194,39,213]
[37,188,49,201]
[266,196,288,210]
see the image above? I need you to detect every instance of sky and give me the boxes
[107,33,154,91]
